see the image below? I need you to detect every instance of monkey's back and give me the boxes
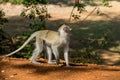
[38,30,60,45]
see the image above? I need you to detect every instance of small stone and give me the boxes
[10,73,17,78]
[10,75,14,78]
[1,70,5,73]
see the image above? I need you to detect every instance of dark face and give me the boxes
[63,26,71,33]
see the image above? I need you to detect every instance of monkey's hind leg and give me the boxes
[29,38,43,64]
[46,45,56,64]
[51,46,60,65]
[29,49,41,64]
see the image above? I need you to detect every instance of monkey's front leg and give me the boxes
[64,44,70,66]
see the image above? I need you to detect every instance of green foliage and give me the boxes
[102,0,110,7]
[70,34,113,64]
[0,10,12,55]
[0,10,8,27]
[0,0,115,64]
[70,20,120,64]
[12,32,33,58]
[70,49,101,64]
[71,0,111,21]
[8,0,24,4]
[0,0,49,58]
[21,5,50,31]
[0,0,48,4]
[0,10,8,35]
[71,1,87,21]
[14,4,50,58]
[0,0,23,4]
[74,2,86,13]
[23,0,48,6]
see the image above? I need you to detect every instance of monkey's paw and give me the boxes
[31,61,42,65]
[48,62,57,64]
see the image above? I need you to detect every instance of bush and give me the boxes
[14,4,50,58]
[0,0,48,4]
[0,10,13,55]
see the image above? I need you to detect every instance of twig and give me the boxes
[79,6,98,24]
[69,6,75,23]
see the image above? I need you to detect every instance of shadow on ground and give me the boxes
[2,13,120,65]
[0,59,120,76]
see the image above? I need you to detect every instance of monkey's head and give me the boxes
[58,24,72,34]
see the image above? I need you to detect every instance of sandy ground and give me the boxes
[0,1,120,20]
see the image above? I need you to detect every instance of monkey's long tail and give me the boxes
[0,31,40,58]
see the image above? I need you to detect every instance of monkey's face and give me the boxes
[63,26,72,33]
[58,24,72,34]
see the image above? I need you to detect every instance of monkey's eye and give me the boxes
[63,27,71,33]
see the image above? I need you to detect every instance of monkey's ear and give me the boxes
[58,24,64,32]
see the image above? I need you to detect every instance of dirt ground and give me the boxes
[0,58,120,80]
[0,1,120,80]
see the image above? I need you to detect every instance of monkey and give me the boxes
[0,24,72,66]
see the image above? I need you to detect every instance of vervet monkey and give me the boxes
[0,24,72,66]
